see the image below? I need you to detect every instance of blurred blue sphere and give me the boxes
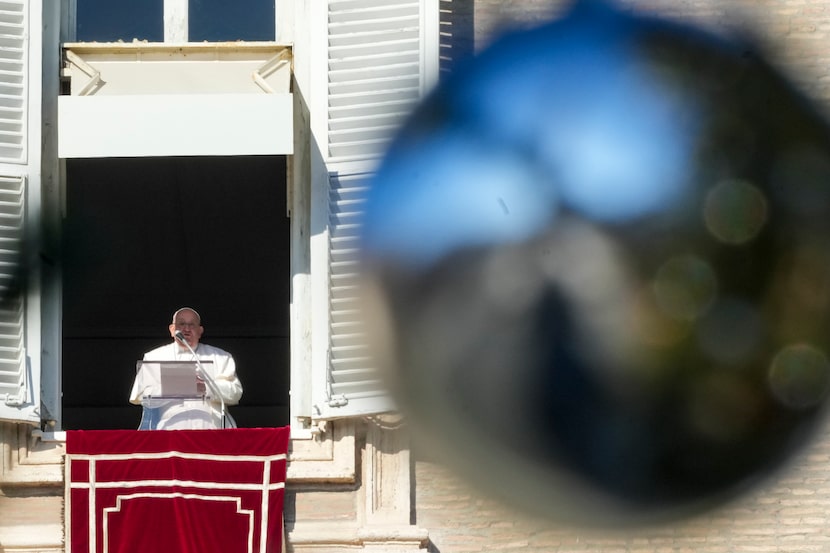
[360,0,830,525]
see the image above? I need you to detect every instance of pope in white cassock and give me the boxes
[130,307,244,429]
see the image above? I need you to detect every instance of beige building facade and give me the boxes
[3,1,830,552]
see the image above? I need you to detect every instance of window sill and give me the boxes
[1,421,357,486]
[0,424,65,486]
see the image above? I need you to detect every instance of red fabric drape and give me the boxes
[66,427,289,553]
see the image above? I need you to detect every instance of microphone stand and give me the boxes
[175,331,229,429]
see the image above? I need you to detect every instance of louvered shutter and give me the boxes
[312,0,437,419]
[0,0,35,424]
[0,174,29,422]
[326,0,422,161]
[323,169,389,417]
[0,0,27,163]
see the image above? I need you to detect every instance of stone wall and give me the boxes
[468,0,830,109]
[416,423,830,552]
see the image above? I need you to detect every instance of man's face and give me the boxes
[169,309,204,348]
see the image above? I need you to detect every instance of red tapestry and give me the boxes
[66,427,289,553]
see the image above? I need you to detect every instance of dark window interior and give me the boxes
[62,156,290,430]
[189,0,275,42]
[76,0,275,43]
[77,0,164,42]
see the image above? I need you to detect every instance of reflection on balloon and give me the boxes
[769,344,830,410]
[360,0,830,526]
[652,255,717,322]
[704,179,768,245]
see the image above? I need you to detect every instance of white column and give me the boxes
[360,415,429,551]
[164,0,188,43]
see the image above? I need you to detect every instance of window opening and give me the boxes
[61,156,289,430]
[76,0,164,42]
[189,0,275,42]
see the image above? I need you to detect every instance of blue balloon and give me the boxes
[361,0,830,526]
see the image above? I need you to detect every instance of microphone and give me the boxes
[174,330,228,428]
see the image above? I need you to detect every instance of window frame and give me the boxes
[2,0,439,489]
[6,0,440,437]
[69,0,279,44]
[0,0,61,429]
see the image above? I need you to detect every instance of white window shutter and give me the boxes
[312,0,437,419]
[326,0,423,162]
[0,0,27,164]
[0,0,36,425]
[0,174,31,423]
[320,169,394,418]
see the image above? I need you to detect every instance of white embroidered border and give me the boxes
[101,493,254,553]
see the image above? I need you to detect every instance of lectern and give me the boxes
[134,360,235,430]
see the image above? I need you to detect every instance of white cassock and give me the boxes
[130,341,243,430]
